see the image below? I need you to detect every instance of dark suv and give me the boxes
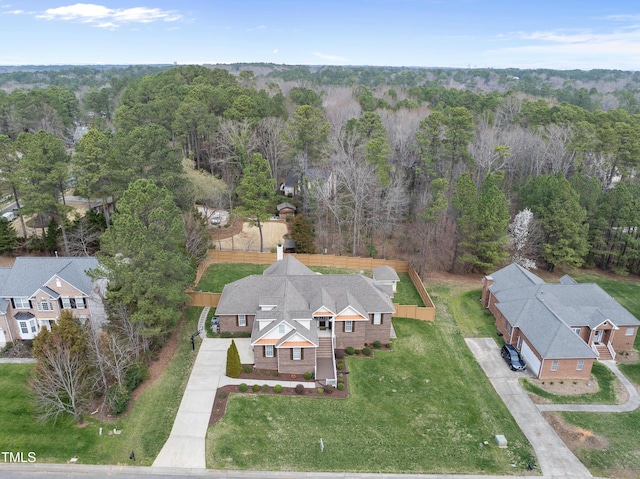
[501,344,527,371]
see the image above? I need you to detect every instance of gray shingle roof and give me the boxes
[373,265,400,282]
[264,255,315,276]
[218,255,395,346]
[489,263,639,360]
[1,257,98,298]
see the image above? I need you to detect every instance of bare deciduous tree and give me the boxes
[30,340,91,424]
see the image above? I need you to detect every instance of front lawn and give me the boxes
[0,307,202,466]
[206,314,534,474]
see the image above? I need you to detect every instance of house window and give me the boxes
[572,327,581,336]
[238,314,246,327]
[577,360,585,371]
[278,324,285,334]
[18,321,28,335]
[75,297,85,309]
[38,301,53,312]
[373,313,381,325]
[265,345,274,357]
[13,297,29,309]
[551,360,559,371]
[61,297,72,309]
[292,347,301,360]
[626,327,635,336]
[345,320,353,333]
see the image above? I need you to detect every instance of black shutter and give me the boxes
[301,348,304,360]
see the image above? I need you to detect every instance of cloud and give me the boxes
[273,49,279,54]
[312,51,348,62]
[36,3,181,28]
[487,22,640,69]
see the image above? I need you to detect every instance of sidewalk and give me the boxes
[0,358,36,364]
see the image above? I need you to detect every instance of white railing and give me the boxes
[591,342,600,357]
[606,341,617,360]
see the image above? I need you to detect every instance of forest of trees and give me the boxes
[4,62,640,420]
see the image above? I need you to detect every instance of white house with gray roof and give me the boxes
[482,263,640,379]
[216,255,396,384]
[0,257,106,346]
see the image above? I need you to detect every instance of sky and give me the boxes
[2,1,640,70]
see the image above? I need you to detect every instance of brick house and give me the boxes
[0,257,106,347]
[215,254,396,385]
[482,263,640,379]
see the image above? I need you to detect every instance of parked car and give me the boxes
[501,344,527,371]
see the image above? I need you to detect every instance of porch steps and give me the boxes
[317,338,334,359]
[595,344,614,360]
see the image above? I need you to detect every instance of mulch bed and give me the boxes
[209,365,350,425]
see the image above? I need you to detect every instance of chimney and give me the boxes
[481,275,493,308]
[277,243,283,261]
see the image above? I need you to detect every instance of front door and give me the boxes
[594,329,604,343]
[319,319,331,331]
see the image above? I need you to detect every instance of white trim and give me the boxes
[551,360,559,371]
[345,320,353,333]
[265,344,274,357]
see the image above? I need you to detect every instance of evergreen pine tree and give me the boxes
[226,339,242,378]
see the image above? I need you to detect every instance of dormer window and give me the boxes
[260,305,275,311]
[278,324,285,334]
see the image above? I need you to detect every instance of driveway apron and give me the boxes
[465,338,592,479]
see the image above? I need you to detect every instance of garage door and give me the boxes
[520,342,541,377]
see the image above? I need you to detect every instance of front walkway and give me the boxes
[537,359,640,412]
[465,338,593,479]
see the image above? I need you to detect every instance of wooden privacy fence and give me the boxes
[188,250,435,321]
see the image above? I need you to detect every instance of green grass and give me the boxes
[520,362,617,404]
[0,307,202,466]
[393,272,425,306]
[197,264,267,292]
[206,314,534,474]
[451,289,498,338]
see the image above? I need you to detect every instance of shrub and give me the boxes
[218,390,228,399]
[261,384,270,392]
[373,340,381,349]
[290,374,297,380]
[345,346,355,355]
[385,343,391,348]
[295,384,305,395]
[355,349,361,355]
[335,349,345,359]
[337,382,345,391]
[317,387,324,394]
[336,361,345,370]
[125,363,148,391]
[362,347,371,356]
[338,373,344,379]
[323,386,333,394]
[238,383,248,392]
[226,340,242,378]
[243,364,253,373]
[107,384,131,415]
[274,372,279,377]
[252,384,261,392]
[274,384,283,393]
[303,372,313,380]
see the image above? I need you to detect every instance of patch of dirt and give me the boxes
[616,349,639,365]
[543,411,609,450]
[209,216,244,242]
[209,365,349,425]
[215,220,288,252]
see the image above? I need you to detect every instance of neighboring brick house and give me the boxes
[482,263,640,379]
[0,257,106,346]
[215,254,396,385]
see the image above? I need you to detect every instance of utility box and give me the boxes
[494,434,508,448]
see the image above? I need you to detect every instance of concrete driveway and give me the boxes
[465,338,593,479]
[153,338,253,469]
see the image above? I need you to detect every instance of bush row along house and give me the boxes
[482,263,640,379]
[0,257,106,347]
[215,252,397,385]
